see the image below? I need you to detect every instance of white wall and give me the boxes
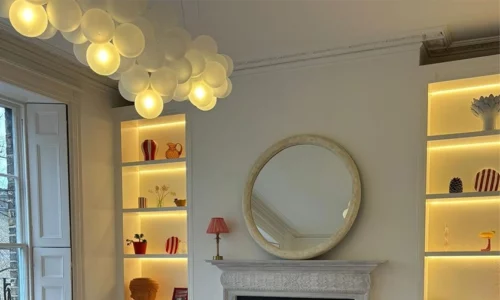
[187,50,499,300]
[80,91,117,300]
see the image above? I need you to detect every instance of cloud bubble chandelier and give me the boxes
[0,0,233,118]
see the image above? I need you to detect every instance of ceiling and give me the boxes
[1,0,499,65]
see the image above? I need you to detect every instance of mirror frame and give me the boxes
[243,134,361,259]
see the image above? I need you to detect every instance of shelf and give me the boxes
[121,114,186,130]
[123,207,187,214]
[427,130,500,150]
[124,254,188,259]
[426,191,500,202]
[122,159,186,174]
[428,76,500,96]
[425,251,500,257]
[122,158,186,168]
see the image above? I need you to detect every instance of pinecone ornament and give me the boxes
[449,177,463,193]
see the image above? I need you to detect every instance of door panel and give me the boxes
[26,104,70,247]
[33,247,72,300]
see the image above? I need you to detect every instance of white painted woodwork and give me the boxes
[208,260,385,300]
[425,251,500,257]
[33,247,72,300]
[0,31,121,300]
[27,104,70,247]
[426,191,500,201]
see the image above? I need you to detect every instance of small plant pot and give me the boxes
[133,242,147,255]
[174,199,187,207]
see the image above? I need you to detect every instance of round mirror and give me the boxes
[243,135,361,259]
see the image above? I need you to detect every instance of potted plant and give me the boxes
[126,233,148,255]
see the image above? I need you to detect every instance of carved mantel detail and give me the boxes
[208,260,385,300]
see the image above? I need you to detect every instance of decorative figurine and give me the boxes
[449,177,463,193]
[129,278,159,300]
[479,231,496,252]
[141,139,158,161]
[474,169,500,192]
[126,233,148,255]
[471,94,500,131]
[165,142,183,159]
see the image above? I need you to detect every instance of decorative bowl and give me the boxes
[174,198,187,207]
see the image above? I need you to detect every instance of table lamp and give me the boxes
[206,217,229,260]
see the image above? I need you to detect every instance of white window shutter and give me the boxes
[33,248,72,300]
[26,104,70,247]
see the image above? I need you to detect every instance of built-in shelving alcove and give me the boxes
[424,74,500,300]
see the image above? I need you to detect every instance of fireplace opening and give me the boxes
[237,297,354,300]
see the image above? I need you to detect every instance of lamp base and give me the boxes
[213,255,224,260]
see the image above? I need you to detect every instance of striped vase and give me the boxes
[165,236,180,254]
[474,168,500,192]
[141,139,158,161]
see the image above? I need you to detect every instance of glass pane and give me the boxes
[0,107,15,176]
[0,176,18,243]
[0,248,23,300]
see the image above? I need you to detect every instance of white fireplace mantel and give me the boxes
[207,260,385,300]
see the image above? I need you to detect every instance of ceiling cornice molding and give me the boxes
[233,26,447,75]
[0,23,117,94]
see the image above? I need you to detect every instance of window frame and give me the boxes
[0,97,31,300]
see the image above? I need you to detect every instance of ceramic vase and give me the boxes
[165,142,183,159]
[474,168,500,192]
[471,94,500,131]
[481,111,497,131]
[129,278,159,300]
[165,236,180,254]
[141,140,158,161]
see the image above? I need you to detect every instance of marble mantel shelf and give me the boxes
[207,260,386,300]
[208,259,385,273]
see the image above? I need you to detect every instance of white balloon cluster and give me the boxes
[0,0,233,119]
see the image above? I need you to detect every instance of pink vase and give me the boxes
[141,140,158,161]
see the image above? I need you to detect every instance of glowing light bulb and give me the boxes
[86,42,120,76]
[189,81,214,108]
[194,86,205,98]
[22,8,34,22]
[135,89,164,119]
[144,96,154,108]
[98,49,109,62]
[9,1,48,37]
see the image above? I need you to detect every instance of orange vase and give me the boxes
[165,143,183,159]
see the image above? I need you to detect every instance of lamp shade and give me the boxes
[206,217,229,234]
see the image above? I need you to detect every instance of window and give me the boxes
[0,103,28,300]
